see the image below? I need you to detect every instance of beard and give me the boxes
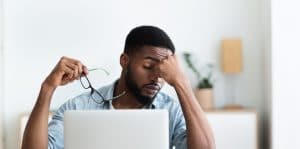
[124,64,160,106]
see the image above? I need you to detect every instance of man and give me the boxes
[21,26,215,149]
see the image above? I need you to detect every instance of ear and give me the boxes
[120,53,129,68]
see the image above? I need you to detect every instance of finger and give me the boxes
[63,64,75,79]
[73,61,84,76]
[163,54,176,62]
[153,64,162,75]
[65,63,77,78]
[155,50,172,57]
[67,58,86,76]
[82,65,89,76]
[74,66,79,79]
[62,57,84,72]
[75,62,83,75]
[60,57,89,80]
[71,64,80,79]
[158,55,170,63]
[157,53,174,62]
[66,62,83,79]
[64,56,82,64]
[161,55,169,61]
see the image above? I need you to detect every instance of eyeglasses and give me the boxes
[80,67,126,104]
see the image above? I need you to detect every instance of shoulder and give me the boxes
[58,82,114,111]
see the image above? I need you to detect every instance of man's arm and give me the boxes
[157,54,215,149]
[21,57,87,149]
[21,83,56,149]
[173,79,215,149]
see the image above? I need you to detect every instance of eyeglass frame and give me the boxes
[80,68,125,104]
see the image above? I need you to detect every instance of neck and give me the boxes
[112,76,144,109]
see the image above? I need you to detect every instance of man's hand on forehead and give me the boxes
[148,48,173,62]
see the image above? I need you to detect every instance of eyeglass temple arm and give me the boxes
[88,68,110,75]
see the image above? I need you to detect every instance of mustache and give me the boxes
[143,83,161,90]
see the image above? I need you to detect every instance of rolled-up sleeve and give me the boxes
[171,102,188,149]
[48,99,76,149]
[48,112,64,149]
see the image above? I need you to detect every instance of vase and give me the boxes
[194,88,214,111]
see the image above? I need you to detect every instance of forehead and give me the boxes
[133,46,172,61]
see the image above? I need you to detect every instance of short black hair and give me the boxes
[124,25,175,55]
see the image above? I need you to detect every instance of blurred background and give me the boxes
[0,0,299,149]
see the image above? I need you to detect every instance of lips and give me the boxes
[144,84,160,90]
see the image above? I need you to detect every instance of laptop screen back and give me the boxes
[64,110,169,149]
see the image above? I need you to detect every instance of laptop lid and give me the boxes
[64,110,169,149]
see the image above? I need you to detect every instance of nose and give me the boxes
[149,71,160,82]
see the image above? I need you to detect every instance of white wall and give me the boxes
[271,0,300,148]
[0,0,4,148]
[3,0,266,148]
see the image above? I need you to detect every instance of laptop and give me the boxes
[64,110,169,149]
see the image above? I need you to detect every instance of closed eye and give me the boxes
[143,59,156,70]
[144,65,154,70]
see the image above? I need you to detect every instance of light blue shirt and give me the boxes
[48,81,187,149]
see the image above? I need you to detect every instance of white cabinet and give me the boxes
[206,110,258,149]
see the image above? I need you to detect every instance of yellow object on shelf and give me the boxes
[221,39,243,74]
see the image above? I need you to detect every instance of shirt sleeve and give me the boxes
[48,99,76,149]
[171,103,188,149]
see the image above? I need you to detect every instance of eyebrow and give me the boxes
[144,56,161,62]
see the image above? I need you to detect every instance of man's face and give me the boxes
[124,46,172,105]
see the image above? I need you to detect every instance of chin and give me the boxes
[141,92,156,98]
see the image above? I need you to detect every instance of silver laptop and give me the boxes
[64,110,169,149]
